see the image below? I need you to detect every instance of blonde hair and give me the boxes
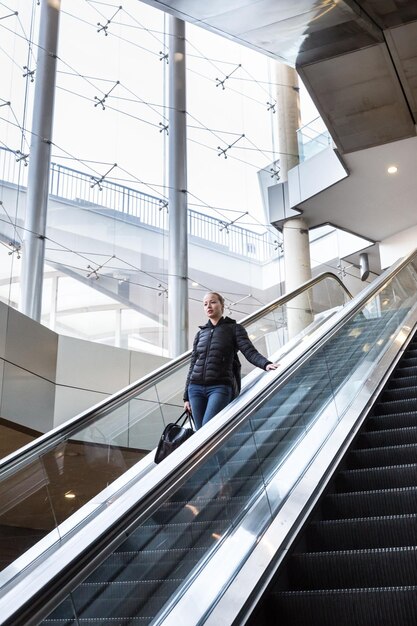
[204,291,225,312]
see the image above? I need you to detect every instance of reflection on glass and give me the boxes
[0,458,57,572]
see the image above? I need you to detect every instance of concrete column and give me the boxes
[20,0,61,321]
[283,217,313,339]
[275,63,301,178]
[168,16,188,357]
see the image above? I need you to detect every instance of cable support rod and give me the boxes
[90,162,118,189]
[93,79,120,109]
[215,63,241,90]
[96,5,122,36]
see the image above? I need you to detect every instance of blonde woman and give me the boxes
[184,292,277,429]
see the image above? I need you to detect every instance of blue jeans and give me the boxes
[188,384,234,430]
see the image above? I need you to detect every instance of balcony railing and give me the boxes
[297,116,333,162]
[0,147,279,263]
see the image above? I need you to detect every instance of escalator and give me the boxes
[1,253,417,625]
[0,271,349,574]
[247,326,417,625]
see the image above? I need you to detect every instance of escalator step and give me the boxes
[399,355,417,366]
[267,587,417,626]
[348,443,417,468]
[69,577,186,619]
[366,412,417,430]
[322,486,417,518]
[88,545,209,583]
[357,426,417,447]
[336,463,417,491]
[380,387,417,402]
[287,546,417,588]
[393,367,417,380]
[306,514,417,550]
[254,427,305,452]
[388,375,417,390]
[372,398,417,415]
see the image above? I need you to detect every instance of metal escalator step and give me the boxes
[322,486,417,518]
[254,426,305,447]
[348,443,417,468]
[366,412,417,430]
[267,587,417,626]
[357,426,417,447]
[92,528,218,568]
[85,544,206,585]
[388,375,417,390]
[306,514,417,550]
[372,398,417,415]
[287,546,417,589]
[167,474,261,505]
[393,365,417,379]
[44,579,177,622]
[113,519,230,560]
[157,493,249,522]
[336,463,417,491]
[68,579,183,619]
[398,350,417,369]
[380,387,417,402]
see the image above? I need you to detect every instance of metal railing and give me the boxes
[0,147,278,262]
[297,116,333,162]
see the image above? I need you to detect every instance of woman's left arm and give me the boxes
[235,324,278,370]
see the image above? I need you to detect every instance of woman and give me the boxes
[183,292,278,429]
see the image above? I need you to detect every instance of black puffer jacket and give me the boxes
[183,316,271,401]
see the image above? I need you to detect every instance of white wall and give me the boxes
[380,225,417,269]
[0,300,168,434]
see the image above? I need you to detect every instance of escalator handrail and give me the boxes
[0,271,351,473]
[2,250,417,625]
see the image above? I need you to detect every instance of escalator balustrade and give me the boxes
[249,328,417,626]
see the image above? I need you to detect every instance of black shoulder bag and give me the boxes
[154,411,195,464]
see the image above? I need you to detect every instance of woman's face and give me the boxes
[203,293,223,322]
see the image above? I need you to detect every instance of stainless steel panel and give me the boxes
[5,306,58,383]
[56,334,130,394]
[1,362,55,434]
[0,301,8,360]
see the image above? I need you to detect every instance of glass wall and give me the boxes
[0,0,288,355]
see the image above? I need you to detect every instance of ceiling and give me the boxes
[299,134,417,242]
[142,0,417,152]
[139,0,417,276]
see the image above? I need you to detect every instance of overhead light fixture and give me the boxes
[387,165,398,174]
[65,491,76,499]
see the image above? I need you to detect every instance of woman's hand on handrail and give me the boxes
[266,362,279,371]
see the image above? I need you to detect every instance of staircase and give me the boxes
[251,329,417,626]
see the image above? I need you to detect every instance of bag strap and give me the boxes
[175,411,195,429]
